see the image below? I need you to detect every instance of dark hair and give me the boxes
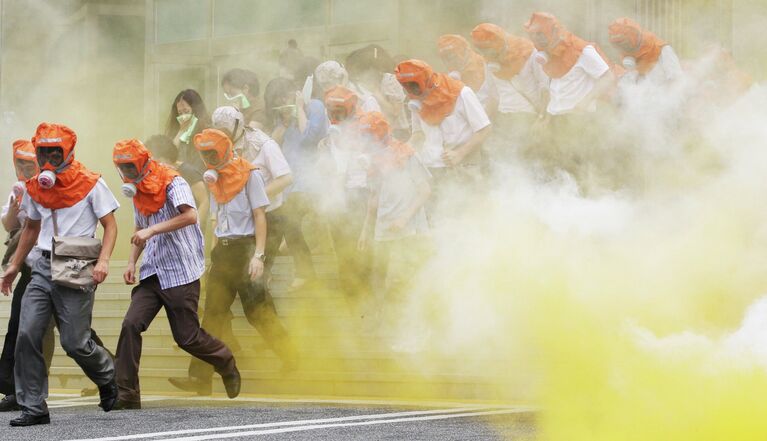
[221,68,260,97]
[165,89,212,138]
[288,39,298,49]
[346,44,395,78]
[145,134,178,163]
[264,77,297,126]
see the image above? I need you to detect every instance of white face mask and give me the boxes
[534,52,549,65]
[486,62,501,73]
[203,169,219,184]
[408,100,423,112]
[121,183,137,198]
[622,56,637,70]
[176,113,193,124]
[38,170,56,189]
[12,181,25,200]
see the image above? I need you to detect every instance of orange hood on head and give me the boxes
[437,34,486,91]
[113,139,179,216]
[194,128,256,204]
[609,17,666,75]
[12,140,37,181]
[395,59,464,126]
[358,111,414,174]
[26,123,100,210]
[324,85,359,124]
[525,12,619,79]
[471,23,534,81]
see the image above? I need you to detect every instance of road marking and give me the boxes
[159,408,524,440]
[64,407,498,441]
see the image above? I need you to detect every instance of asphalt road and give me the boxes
[0,395,536,440]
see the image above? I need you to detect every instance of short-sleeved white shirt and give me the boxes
[477,53,550,114]
[374,155,431,242]
[546,46,610,115]
[209,170,270,238]
[411,86,491,168]
[641,45,683,84]
[237,128,292,213]
[3,188,41,267]
[21,178,120,252]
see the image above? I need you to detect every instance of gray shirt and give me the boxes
[210,170,270,238]
[374,155,431,242]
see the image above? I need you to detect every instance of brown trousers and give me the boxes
[115,275,235,403]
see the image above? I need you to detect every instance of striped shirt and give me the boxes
[135,177,205,289]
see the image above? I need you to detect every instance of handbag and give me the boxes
[50,210,102,290]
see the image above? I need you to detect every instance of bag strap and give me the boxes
[51,209,59,238]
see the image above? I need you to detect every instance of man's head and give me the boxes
[608,18,644,55]
[13,140,37,181]
[524,12,562,52]
[194,129,234,169]
[32,123,77,172]
[211,106,246,143]
[221,68,260,111]
[358,111,391,148]
[112,139,152,184]
[470,24,507,61]
[394,59,435,99]
[324,85,358,124]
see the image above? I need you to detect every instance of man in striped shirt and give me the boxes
[111,139,240,409]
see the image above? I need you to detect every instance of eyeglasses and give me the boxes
[36,147,64,167]
[200,149,224,166]
[116,163,140,181]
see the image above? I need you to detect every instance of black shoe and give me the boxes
[221,366,241,399]
[10,413,50,427]
[112,399,141,410]
[97,379,118,412]
[167,377,212,396]
[0,395,20,412]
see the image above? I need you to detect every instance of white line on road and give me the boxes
[158,408,525,440]
[64,407,496,441]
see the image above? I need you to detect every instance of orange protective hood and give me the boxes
[26,123,101,210]
[194,128,256,204]
[359,111,414,174]
[324,85,359,124]
[113,139,179,216]
[608,17,666,75]
[12,140,37,181]
[437,34,486,91]
[395,59,464,126]
[471,23,534,80]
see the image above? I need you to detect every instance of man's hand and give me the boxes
[123,263,136,285]
[93,259,109,285]
[131,227,155,248]
[8,196,20,216]
[1,264,20,295]
[441,148,467,167]
[249,255,264,281]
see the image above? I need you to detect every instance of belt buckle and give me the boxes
[221,238,230,246]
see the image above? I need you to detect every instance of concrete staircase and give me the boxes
[0,254,519,402]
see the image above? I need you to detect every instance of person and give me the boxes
[394,59,490,218]
[346,45,410,140]
[165,89,212,197]
[524,12,618,187]
[0,123,119,426]
[0,141,54,412]
[608,17,683,87]
[111,139,240,409]
[264,77,328,291]
[321,86,374,310]
[221,68,267,129]
[356,111,431,331]
[168,129,296,395]
[471,23,549,165]
[437,34,486,92]
[209,106,293,280]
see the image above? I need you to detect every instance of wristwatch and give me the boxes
[254,252,266,262]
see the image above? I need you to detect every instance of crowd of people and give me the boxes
[0,11,754,427]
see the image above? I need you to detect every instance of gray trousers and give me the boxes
[14,256,114,416]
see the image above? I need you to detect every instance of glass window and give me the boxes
[155,0,210,43]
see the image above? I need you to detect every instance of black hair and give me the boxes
[345,44,395,78]
[221,68,260,97]
[165,89,212,138]
[264,77,297,127]
[145,134,179,163]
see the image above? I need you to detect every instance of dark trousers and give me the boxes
[264,207,288,278]
[189,241,295,381]
[0,265,55,396]
[115,275,235,403]
[282,193,317,279]
[328,188,373,304]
